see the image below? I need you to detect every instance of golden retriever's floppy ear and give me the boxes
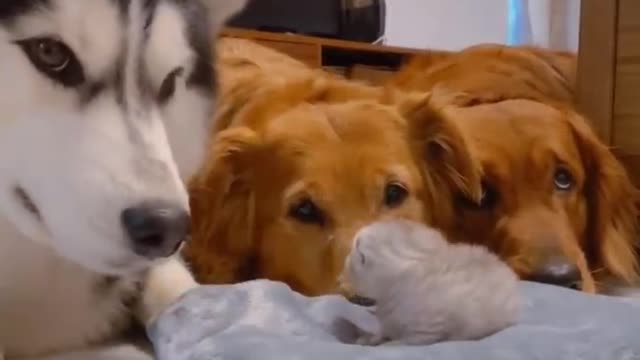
[566,112,640,285]
[400,91,483,206]
[185,127,261,284]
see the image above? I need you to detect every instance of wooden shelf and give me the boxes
[220,27,448,73]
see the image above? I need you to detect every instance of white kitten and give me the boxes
[341,219,522,346]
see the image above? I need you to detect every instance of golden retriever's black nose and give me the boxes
[529,255,582,289]
[121,201,190,259]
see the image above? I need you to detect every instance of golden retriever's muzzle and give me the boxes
[497,207,595,292]
[525,254,582,289]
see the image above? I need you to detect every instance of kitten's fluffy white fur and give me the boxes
[342,220,522,346]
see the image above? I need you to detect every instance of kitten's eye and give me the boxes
[554,167,574,191]
[359,252,366,265]
[288,198,325,226]
[384,182,408,208]
[157,67,184,104]
[16,37,84,87]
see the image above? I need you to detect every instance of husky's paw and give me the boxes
[23,345,152,360]
[137,257,198,326]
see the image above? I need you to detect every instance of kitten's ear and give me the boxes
[201,0,248,34]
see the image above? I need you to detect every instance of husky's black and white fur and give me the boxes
[0,1,245,358]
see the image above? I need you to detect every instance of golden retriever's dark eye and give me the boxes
[478,182,499,209]
[459,181,498,211]
[384,182,409,208]
[15,37,84,87]
[554,167,574,191]
[288,198,325,226]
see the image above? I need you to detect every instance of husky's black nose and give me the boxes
[121,201,190,259]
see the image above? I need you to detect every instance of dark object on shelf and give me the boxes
[228,0,386,43]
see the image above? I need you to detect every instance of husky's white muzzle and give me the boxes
[0,97,191,275]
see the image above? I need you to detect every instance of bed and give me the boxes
[149,280,640,360]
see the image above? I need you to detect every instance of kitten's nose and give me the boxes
[348,295,377,307]
[121,200,190,259]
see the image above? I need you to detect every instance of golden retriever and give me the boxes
[390,44,639,293]
[390,43,576,104]
[184,40,480,295]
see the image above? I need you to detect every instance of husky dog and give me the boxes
[0,0,246,358]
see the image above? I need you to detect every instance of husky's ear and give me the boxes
[201,0,248,34]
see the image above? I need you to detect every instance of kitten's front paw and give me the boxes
[355,333,386,346]
[380,339,408,346]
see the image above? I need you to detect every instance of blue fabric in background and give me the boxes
[507,0,533,45]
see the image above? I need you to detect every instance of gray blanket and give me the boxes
[149,280,640,360]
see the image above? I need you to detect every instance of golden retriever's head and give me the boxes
[444,99,639,292]
[185,80,479,296]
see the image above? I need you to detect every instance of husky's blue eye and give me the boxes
[16,37,84,87]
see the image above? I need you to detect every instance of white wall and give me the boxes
[529,0,581,51]
[383,0,580,52]
[384,0,509,51]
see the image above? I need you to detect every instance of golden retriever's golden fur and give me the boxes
[443,100,638,292]
[391,43,576,104]
[186,39,637,295]
[184,39,480,296]
[390,44,639,293]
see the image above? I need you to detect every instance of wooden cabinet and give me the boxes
[576,0,640,186]
[220,27,449,85]
[221,20,640,185]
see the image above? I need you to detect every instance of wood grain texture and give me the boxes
[575,0,618,144]
[613,151,640,189]
[219,27,447,71]
[613,0,640,154]
[252,39,321,68]
[220,27,431,56]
